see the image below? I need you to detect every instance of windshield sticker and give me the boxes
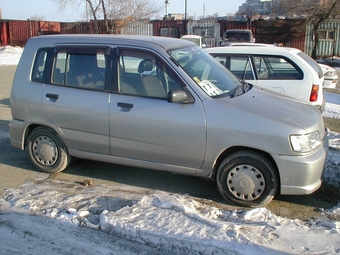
[198,80,224,96]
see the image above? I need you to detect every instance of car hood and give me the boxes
[220,87,323,132]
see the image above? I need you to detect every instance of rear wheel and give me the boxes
[216,151,278,207]
[27,127,71,173]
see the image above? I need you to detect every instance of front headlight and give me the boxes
[324,70,336,77]
[290,131,322,152]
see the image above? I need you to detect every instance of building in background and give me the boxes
[238,0,275,18]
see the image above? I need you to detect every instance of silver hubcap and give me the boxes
[227,164,265,201]
[32,136,58,166]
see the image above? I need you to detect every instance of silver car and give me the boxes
[9,35,328,207]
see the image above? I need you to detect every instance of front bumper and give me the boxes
[275,134,329,195]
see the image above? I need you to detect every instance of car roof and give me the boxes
[205,46,301,55]
[226,29,252,32]
[181,35,202,39]
[222,42,276,47]
[27,34,194,51]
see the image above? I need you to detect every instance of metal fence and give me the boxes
[1,18,339,57]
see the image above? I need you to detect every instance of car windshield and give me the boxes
[169,47,247,97]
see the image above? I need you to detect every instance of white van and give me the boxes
[180,35,207,48]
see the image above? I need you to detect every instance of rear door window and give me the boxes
[213,55,255,80]
[52,46,110,91]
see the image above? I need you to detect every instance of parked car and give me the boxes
[205,46,325,111]
[221,29,255,46]
[318,63,339,89]
[222,42,276,47]
[223,42,338,89]
[180,35,207,48]
[10,35,328,207]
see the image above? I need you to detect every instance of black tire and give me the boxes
[216,151,278,207]
[27,127,71,173]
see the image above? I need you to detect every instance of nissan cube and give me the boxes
[9,35,328,207]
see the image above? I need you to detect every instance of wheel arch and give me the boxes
[23,124,60,149]
[212,146,280,191]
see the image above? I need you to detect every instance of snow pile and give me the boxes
[100,193,340,254]
[2,174,340,255]
[0,46,23,66]
[323,91,340,119]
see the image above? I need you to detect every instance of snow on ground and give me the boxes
[1,45,340,254]
[0,46,23,66]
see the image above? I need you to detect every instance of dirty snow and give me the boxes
[1,46,340,255]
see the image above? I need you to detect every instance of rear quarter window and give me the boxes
[31,48,51,83]
[253,55,303,80]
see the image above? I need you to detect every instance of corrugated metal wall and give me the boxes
[305,21,340,57]
[60,22,91,34]
[121,21,153,36]
[8,21,36,46]
[187,20,221,47]
[152,20,185,37]
[0,20,60,46]
[1,18,340,58]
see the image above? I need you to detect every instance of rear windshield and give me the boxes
[226,32,251,42]
[297,51,323,79]
[181,37,201,47]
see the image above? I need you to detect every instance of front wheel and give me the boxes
[216,151,278,207]
[27,127,71,173]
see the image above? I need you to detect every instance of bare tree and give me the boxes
[53,0,163,34]
[29,15,46,21]
[274,0,340,59]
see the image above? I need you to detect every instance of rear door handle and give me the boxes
[117,102,133,109]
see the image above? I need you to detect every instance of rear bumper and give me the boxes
[323,78,338,89]
[9,119,28,150]
[275,135,328,195]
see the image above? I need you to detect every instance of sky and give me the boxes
[0,46,340,254]
[0,0,246,22]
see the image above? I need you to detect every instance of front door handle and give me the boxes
[46,93,59,102]
[117,102,133,109]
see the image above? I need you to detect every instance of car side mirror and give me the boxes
[167,90,192,103]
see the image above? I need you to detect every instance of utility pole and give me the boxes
[184,0,187,35]
[203,3,206,18]
[85,0,88,22]
[165,0,169,16]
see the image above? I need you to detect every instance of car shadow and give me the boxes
[0,98,10,107]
